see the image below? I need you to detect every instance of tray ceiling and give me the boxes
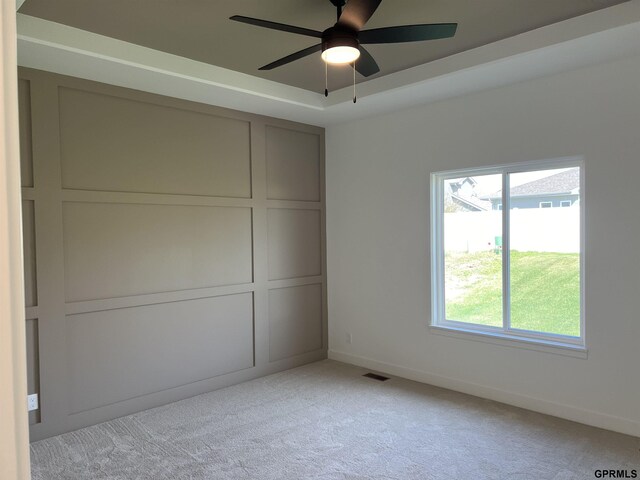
[19,0,628,93]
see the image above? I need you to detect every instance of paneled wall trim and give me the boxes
[18,67,327,441]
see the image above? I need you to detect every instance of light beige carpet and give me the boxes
[30,360,639,479]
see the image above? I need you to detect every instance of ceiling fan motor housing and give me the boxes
[322,27,359,53]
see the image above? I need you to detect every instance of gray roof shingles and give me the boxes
[486,167,579,199]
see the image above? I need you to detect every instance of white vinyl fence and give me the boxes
[444,208,580,253]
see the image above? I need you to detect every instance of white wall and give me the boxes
[326,53,640,436]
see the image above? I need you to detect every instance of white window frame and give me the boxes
[539,201,553,208]
[430,158,585,355]
[560,200,572,207]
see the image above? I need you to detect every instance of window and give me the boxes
[431,159,584,351]
[539,201,553,208]
[560,200,572,207]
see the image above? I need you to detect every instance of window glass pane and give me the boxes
[444,174,502,327]
[509,167,581,336]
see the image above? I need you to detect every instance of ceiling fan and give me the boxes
[230,0,458,80]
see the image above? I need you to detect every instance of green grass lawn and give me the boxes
[445,250,580,337]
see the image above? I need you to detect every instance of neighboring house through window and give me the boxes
[484,167,580,210]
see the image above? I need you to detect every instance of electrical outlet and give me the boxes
[27,394,39,412]
[346,333,353,345]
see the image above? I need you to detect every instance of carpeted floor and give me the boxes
[30,360,639,480]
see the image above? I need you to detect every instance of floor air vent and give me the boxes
[363,373,389,381]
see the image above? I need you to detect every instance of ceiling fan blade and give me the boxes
[337,0,382,32]
[359,23,458,44]
[230,15,322,38]
[259,44,322,70]
[355,46,380,77]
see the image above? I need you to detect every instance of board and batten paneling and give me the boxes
[19,67,326,441]
[25,318,40,426]
[58,87,251,198]
[66,294,254,414]
[63,203,253,302]
[18,78,33,188]
[21,200,37,307]
[266,126,320,202]
[269,284,323,362]
[267,208,322,281]
[18,74,40,430]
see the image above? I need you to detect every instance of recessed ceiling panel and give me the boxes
[19,0,628,92]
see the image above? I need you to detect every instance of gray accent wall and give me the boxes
[18,67,327,441]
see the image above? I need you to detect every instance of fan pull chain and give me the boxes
[325,62,328,97]
[353,61,357,103]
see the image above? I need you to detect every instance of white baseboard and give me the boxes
[328,350,640,438]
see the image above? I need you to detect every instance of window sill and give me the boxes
[428,325,588,359]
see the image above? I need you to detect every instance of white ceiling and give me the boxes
[16,1,640,126]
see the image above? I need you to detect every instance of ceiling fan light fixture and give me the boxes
[321,32,360,64]
[321,45,360,64]
[232,0,458,81]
